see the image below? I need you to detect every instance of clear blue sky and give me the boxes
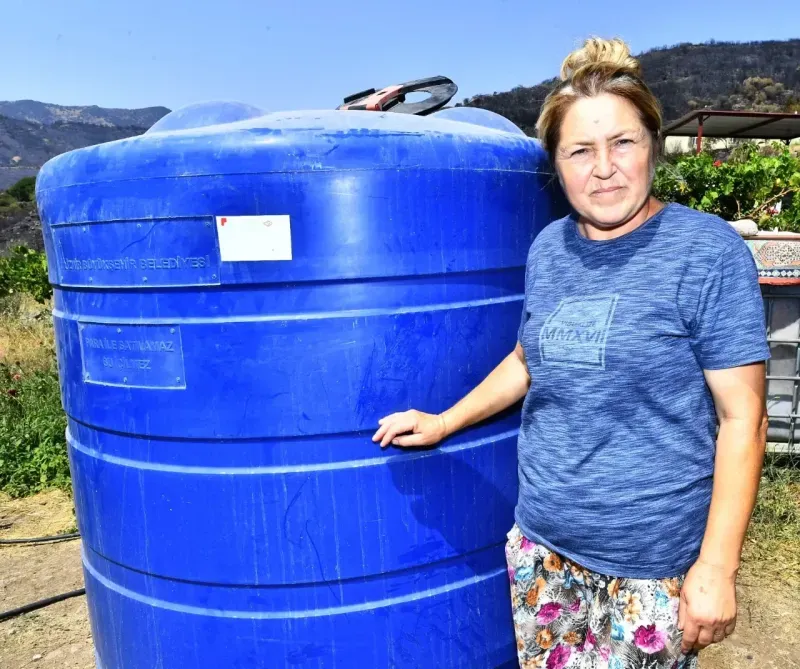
[2,0,799,113]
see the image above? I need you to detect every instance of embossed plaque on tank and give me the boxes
[52,218,221,288]
[79,323,186,389]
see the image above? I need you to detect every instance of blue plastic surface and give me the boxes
[147,101,266,133]
[432,107,527,135]
[37,105,556,668]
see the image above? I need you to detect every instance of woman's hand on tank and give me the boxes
[372,411,448,449]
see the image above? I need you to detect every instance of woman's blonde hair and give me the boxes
[536,37,663,158]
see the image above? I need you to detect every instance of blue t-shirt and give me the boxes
[515,203,770,579]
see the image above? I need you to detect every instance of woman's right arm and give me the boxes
[372,342,531,448]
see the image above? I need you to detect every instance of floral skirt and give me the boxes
[505,525,698,669]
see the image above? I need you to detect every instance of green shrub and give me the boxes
[0,246,52,303]
[6,176,36,203]
[0,363,70,497]
[0,191,21,211]
[653,142,800,231]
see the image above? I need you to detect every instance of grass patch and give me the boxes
[743,457,800,583]
[0,362,69,498]
[0,293,56,372]
[0,296,69,498]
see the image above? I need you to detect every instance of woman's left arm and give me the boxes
[679,361,768,653]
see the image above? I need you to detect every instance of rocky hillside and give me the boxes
[0,202,42,254]
[465,39,800,136]
[0,102,169,190]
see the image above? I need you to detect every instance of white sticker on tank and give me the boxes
[215,215,292,262]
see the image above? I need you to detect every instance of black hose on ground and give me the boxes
[0,532,86,622]
[0,532,80,545]
[0,589,86,623]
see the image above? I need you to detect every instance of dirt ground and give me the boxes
[0,491,798,669]
[0,491,92,669]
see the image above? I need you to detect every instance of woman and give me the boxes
[373,38,769,668]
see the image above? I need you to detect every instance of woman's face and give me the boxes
[554,93,654,229]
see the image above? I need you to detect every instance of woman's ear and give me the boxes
[653,131,664,162]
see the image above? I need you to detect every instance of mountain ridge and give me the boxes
[0,100,170,128]
[464,38,800,135]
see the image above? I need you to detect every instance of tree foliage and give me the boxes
[6,176,36,203]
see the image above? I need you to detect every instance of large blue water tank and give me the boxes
[36,105,556,668]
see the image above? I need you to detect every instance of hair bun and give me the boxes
[559,37,641,81]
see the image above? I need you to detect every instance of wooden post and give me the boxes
[696,115,704,154]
